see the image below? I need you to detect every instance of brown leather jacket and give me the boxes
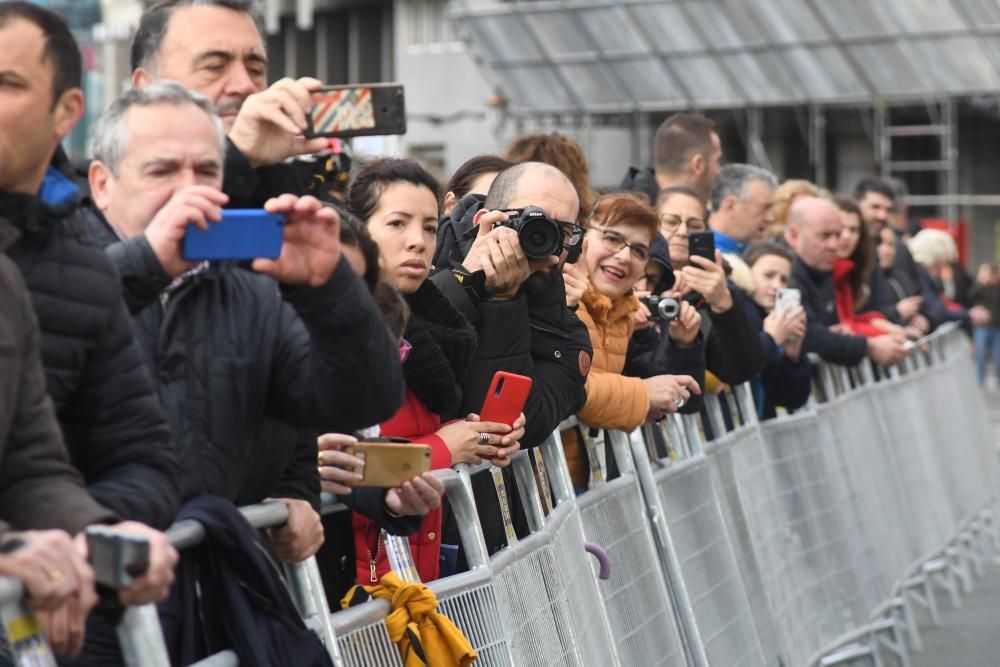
[0,220,114,535]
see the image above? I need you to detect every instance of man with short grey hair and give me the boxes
[708,163,778,253]
[81,83,425,572]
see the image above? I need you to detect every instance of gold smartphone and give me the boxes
[343,442,432,488]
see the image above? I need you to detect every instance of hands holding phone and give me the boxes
[145,186,229,277]
[317,433,445,517]
[228,77,329,169]
[679,250,732,314]
[253,194,342,286]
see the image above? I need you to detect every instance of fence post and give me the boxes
[0,577,58,667]
[626,430,711,667]
[283,557,344,664]
[117,604,172,667]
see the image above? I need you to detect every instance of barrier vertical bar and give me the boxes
[117,605,171,667]
[0,578,57,666]
[511,453,546,533]
[627,430,711,667]
[705,393,727,439]
[285,558,344,664]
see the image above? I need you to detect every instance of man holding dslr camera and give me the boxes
[432,162,593,555]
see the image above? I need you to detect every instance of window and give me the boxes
[405,0,460,51]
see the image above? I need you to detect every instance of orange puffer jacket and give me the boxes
[574,284,650,431]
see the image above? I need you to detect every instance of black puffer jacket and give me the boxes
[2,181,179,529]
[432,204,592,560]
[81,206,405,503]
[0,220,116,535]
[791,258,868,366]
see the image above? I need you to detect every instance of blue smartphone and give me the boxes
[182,209,284,261]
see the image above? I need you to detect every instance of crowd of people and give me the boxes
[0,1,995,664]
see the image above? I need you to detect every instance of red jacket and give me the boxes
[352,390,452,585]
[833,258,886,338]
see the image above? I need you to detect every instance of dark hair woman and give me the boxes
[343,157,524,584]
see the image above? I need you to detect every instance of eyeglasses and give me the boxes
[590,226,651,263]
[659,213,707,234]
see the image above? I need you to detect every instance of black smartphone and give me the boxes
[305,83,407,139]
[688,232,716,263]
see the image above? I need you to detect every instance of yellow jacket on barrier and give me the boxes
[342,571,476,667]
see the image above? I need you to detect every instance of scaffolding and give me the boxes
[447,0,1000,220]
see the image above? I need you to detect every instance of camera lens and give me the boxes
[518,216,562,259]
[658,297,680,320]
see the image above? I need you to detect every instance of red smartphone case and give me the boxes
[480,372,533,427]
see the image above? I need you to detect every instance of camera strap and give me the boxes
[449,262,490,303]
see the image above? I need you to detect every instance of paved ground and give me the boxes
[910,386,1000,667]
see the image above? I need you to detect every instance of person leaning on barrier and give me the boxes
[0,1,179,532]
[622,233,708,414]
[431,161,593,557]
[342,158,523,583]
[785,196,908,367]
[562,193,702,489]
[80,84,407,563]
[656,186,767,386]
[855,177,930,334]
[741,242,812,419]
[908,229,990,331]
[0,237,177,658]
[130,0,327,208]
[620,113,723,205]
[830,196,912,340]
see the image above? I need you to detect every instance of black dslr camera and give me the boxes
[641,294,681,322]
[502,206,568,260]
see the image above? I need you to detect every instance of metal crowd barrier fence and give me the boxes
[116,500,340,667]
[0,576,57,666]
[100,321,998,666]
[616,322,1000,667]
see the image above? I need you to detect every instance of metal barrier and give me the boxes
[102,322,997,666]
[0,576,57,666]
[117,500,338,667]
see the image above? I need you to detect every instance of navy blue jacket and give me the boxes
[159,496,333,667]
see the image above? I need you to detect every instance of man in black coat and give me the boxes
[84,83,427,564]
[0,5,178,533]
[785,197,907,367]
[0,5,181,658]
[432,162,592,557]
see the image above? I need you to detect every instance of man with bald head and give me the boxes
[785,197,908,367]
[431,161,592,557]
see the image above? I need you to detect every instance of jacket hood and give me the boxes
[619,166,659,203]
[433,193,484,269]
[648,234,676,291]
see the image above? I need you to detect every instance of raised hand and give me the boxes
[253,195,341,286]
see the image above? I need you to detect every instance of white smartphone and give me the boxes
[775,288,801,314]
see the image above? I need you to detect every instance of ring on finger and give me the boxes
[479,432,491,446]
[673,397,685,408]
[317,451,324,467]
